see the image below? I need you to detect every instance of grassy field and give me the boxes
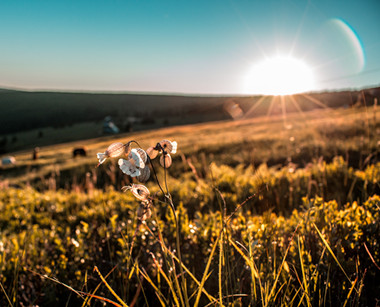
[0,104,379,306]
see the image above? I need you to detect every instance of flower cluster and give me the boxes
[96,139,177,221]
[97,139,177,182]
[146,140,177,168]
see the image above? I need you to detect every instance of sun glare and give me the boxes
[243,56,316,96]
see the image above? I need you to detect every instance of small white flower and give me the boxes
[118,158,141,177]
[118,148,148,177]
[97,142,130,165]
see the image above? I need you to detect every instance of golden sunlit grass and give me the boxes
[0,103,379,306]
[2,105,377,188]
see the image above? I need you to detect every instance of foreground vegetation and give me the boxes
[0,106,379,306]
[1,157,379,306]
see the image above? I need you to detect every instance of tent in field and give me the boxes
[103,116,120,134]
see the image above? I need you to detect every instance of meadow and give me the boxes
[0,104,379,306]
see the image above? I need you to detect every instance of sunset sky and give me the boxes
[1,0,379,95]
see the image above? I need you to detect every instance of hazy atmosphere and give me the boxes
[1,0,380,94]
[1,1,379,306]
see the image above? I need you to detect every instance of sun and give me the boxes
[243,55,316,96]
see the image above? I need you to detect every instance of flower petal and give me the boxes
[129,149,146,169]
[134,148,148,163]
[159,140,177,154]
[160,153,172,168]
[118,159,141,177]
[159,140,173,153]
[137,165,151,183]
[97,152,108,165]
[146,146,159,159]
[106,142,126,158]
[171,141,178,154]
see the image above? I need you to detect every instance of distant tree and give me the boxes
[124,122,132,132]
[141,116,155,125]
[0,137,7,154]
[38,131,44,138]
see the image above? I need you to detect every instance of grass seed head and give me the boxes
[122,184,150,201]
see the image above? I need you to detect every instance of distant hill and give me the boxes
[0,90,230,134]
[1,87,379,135]
[0,86,379,153]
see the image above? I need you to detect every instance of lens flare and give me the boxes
[330,18,366,73]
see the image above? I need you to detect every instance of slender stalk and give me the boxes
[167,193,190,307]
[149,144,189,307]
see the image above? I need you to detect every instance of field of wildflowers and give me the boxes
[0,106,379,306]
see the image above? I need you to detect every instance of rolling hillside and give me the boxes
[0,86,379,154]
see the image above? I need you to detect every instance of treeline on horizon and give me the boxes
[0,86,379,135]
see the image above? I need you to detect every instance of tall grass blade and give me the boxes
[0,282,13,307]
[137,266,167,306]
[342,276,358,307]
[218,232,223,306]
[265,224,300,306]
[363,242,380,270]
[170,252,218,304]
[248,235,258,301]
[228,238,259,278]
[82,265,118,307]
[312,223,354,286]
[143,222,218,304]
[298,236,311,307]
[80,293,124,307]
[94,266,129,307]
[150,253,181,307]
[194,231,221,307]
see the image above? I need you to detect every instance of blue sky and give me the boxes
[1,0,379,95]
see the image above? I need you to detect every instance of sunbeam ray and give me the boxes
[266,95,278,118]
[280,95,287,126]
[288,95,307,119]
[243,95,268,118]
[301,93,330,109]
